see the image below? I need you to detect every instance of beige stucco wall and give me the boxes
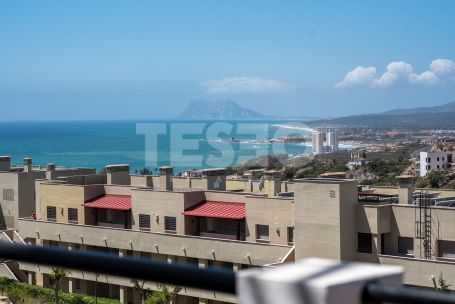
[244,196,294,245]
[294,179,358,261]
[131,189,204,234]
[38,183,86,224]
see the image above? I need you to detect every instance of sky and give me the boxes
[0,1,455,121]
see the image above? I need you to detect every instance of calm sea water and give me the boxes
[0,120,324,173]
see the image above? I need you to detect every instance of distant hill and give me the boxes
[178,99,265,120]
[383,101,455,115]
[309,101,455,129]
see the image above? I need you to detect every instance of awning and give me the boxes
[183,201,245,219]
[82,195,131,210]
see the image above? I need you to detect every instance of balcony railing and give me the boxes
[1,243,455,304]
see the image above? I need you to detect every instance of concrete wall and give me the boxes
[46,168,97,181]
[130,175,154,188]
[131,189,204,234]
[38,183,86,224]
[244,196,294,245]
[294,179,357,261]
[18,219,292,266]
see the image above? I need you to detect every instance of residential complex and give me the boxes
[3,158,455,303]
[419,150,454,176]
[311,130,338,155]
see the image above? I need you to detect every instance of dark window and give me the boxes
[47,206,56,221]
[439,240,455,259]
[398,237,413,255]
[287,227,294,244]
[139,214,151,231]
[68,208,78,223]
[437,157,440,161]
[164,216,177,233]
[443,157,445,161]
[437,165,440,169]
[256,224,269,242]
[358,233,372,253]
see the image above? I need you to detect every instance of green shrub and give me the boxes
[0,277,120,304]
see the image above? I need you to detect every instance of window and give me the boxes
[439,240,455,259]
[68,208,78,223]
[358,233,372,253]
[164,216,176,233]
[443,157,445,161]
[287,227,294,244]
[2,189,14,201]
[139,214,151,231]
[398,237,413,256]
[47,206,56,221]
[256,224,269,242]
[437,157,440,161]
[437,165,440,169]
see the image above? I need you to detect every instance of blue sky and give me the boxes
[0,1,454,120]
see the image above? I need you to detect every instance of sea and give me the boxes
[0,120,351,174]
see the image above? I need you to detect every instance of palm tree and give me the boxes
[49,267,70,304]
[145,284,181,304]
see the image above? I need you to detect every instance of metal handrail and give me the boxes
[1,242,455,303]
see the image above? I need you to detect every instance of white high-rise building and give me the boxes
[312,131,324,154]
[312,130,338,154]
[327,130,338,152]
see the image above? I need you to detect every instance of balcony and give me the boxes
[4,243,455,304]
[357,252,455,289]
[18,218,292,266]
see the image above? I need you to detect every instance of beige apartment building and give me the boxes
[4,160,455,303]
[0,156,96,229]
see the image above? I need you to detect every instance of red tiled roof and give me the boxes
[183,200,245,219]
[82,195,131,210]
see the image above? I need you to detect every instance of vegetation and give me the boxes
[49,268,70,304]
[145,284,181,304]
[0,277,120,304]
[130,280,181,304]
[433,272,451,292]
[359,157,410,186]
[417,170,455,189]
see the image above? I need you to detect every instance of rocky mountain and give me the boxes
[178,99,265,120]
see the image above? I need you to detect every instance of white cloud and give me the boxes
[200,77,295,94]
[336,58,455,88]
[409,71,440,86]
[430,59,455,76]
[373,61,413,88]
[335,66,376,88]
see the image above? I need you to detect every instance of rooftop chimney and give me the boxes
[0,156,11,172]
[23,157,32,173]
[159,166,173,191]
[396,175,416,205]
[263,170,281,197]
[105,164,131,185]
[202,168,227,191]
[47,163,56,171]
